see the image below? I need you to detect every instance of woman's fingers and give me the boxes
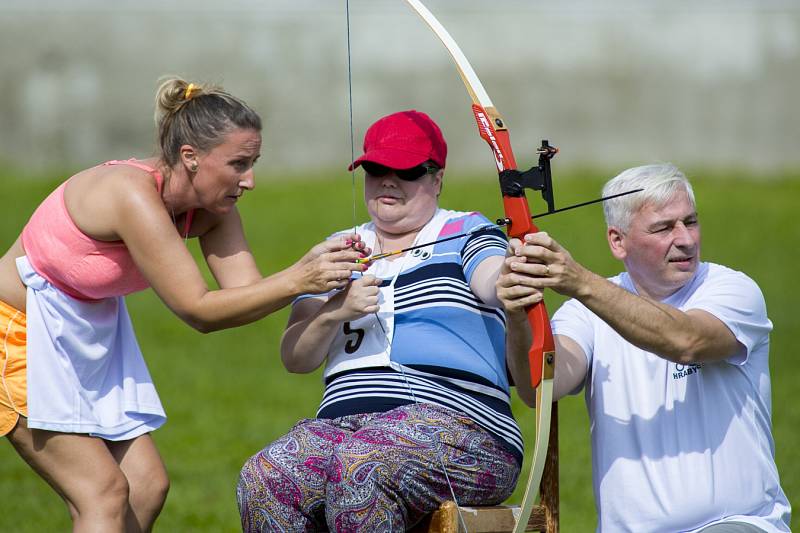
[354,274,380,287]
[496,282,543,311]
[337,233,372,256]
[324,248,367,264]
[334,273,381,316]
[504,292,544,310]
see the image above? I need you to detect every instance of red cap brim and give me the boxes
[348,148,431,172]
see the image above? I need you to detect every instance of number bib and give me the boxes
[324,263,398,377]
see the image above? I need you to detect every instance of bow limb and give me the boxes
[402,1,556,530]
[513,349,555,532]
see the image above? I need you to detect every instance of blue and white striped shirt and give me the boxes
[315,210,522,462]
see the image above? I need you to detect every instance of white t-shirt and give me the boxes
[552,262,790,533]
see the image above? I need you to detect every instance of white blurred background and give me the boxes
[1,0,798,176]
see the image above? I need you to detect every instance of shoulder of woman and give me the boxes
[91,164,164,214]
[453,209,493,228]
[78,161,159,189]
[65,162,161,210]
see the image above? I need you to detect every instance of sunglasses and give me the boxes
[361,161,440,181]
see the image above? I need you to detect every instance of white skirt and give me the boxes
[17,256,166,441]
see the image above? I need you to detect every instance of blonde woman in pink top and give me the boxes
[0,77,367,532]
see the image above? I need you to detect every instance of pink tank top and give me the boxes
[21,159,194,301]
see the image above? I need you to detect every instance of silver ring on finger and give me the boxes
[544,264,550,276]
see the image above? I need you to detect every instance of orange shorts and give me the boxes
[0,298,27,436]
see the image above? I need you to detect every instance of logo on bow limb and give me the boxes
[402,1,556,530]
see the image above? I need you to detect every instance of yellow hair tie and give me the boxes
[184,83,197,100]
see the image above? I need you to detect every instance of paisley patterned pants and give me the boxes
[237,403,520,532]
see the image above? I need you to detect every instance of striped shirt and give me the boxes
[315,210,523,462]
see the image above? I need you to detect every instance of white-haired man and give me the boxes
[497,164,790,532]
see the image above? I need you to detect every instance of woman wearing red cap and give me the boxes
[238,110,535,532]
[0,77,366,532]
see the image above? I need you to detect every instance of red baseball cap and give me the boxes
[348,110,447,171]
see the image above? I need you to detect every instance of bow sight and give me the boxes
[496,140,642,226]
[496,139,558,227]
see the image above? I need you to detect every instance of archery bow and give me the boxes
[401,2,555,531]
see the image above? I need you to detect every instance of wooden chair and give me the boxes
[411,403,559,533]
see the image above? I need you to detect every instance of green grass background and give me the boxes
[1,167,797,531]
